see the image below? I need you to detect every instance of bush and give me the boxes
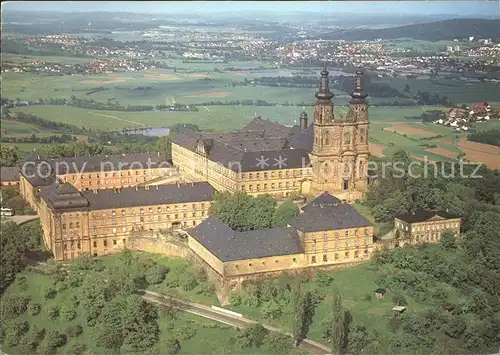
[262,333,292,354]
[441,231,457,250]
[0,294,30,319]
[363,293,373,301]
[229,292,243,306]
[392,291,408,306]
[16,275,28,291]
[67,272,84,288]
[164,272,180,288]
[66,324,84,338]
[260,300,283,319]
[69,342,87,355]
[145,264,168,285]
[60,304,77,321]
[196,282,215,296]
[28,302,42,316]
[47,304,60,320]
[238,323,268,348]
[42,286,57,299]
[176,325,197,340]
[40,330,66,353]
[2,319,29,347]
[181,273,198,291]
[316,270,335,287]
[445,316,467,338]
[165,338,181,354]
[56,280,68,292]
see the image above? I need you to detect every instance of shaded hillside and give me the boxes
[323,18,500,41]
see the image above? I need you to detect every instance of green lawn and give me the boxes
[373,76,500,104]
[1,250,306,354]
[228,262,428,344]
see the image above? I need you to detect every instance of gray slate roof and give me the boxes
[20,153,170,187]
[287,124,314,151]
[172,127,310,173]
[188,216,304,262]
[39,182,90,210]
[242,117,293,138]
[396,210,461,223]
[40,181,215,211]
[0,166,20,182]
[291,193,373,232]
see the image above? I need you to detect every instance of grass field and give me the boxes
[1,250,305,355]
[8,105,450,132]
[373,76,500,104]
[228,262,428,344]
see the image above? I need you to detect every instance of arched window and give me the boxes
[359,161,364,177]
[325,134,329,145]
[324,162,329,174]
[344,133,351,145]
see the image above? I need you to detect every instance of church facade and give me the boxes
[172,69,370,202]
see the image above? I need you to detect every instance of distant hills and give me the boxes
[323,18,500,41]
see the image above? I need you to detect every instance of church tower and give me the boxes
[310,69,370,201]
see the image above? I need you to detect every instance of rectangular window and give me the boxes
[257,184,260,191]
[77,242,81,249]
[113,240,117,245]
[311,256,316,264]
[93,241,97,248]
[343,179,349,191]
[323,254,328,262]
[103,240,107,247]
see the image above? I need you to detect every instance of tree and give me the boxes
[60,303,77,321]
[392,291,408,306]
[260,300,283,319]
[66,324,83,338]
[291,280,304,345]
[347,323,370,354]
[165,338,181,354]
[262,333,293,355]
[47,304,60,320]
[0,294,30,319]
[40,330,66,353]
[272,200,300,228]
[238,323,268,348]
[404,84,410,93]
[445,316,466,338]
[330,288,345,355]
[0,145,21,166]
[28,302,41,316]
[145,264,168,285]
[0,222,30,293]
[441,231,457,250]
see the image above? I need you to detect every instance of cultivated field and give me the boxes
[457,138,500,169]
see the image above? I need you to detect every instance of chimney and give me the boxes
[412,211,415,215]
[135,186,139,191]
[177,182,180,188]
[299,110,308,130]
[156,185,159,190]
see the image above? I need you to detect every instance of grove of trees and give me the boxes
[209,192,300,231]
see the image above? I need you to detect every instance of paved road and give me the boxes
[2,215,39,225]
[141,290,331,355]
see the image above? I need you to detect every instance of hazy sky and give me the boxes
[2,1,499,16]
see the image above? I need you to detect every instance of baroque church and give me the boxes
[172,68,370,202]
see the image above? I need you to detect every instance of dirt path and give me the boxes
[87,112,146,127]
[142,290,330,355]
